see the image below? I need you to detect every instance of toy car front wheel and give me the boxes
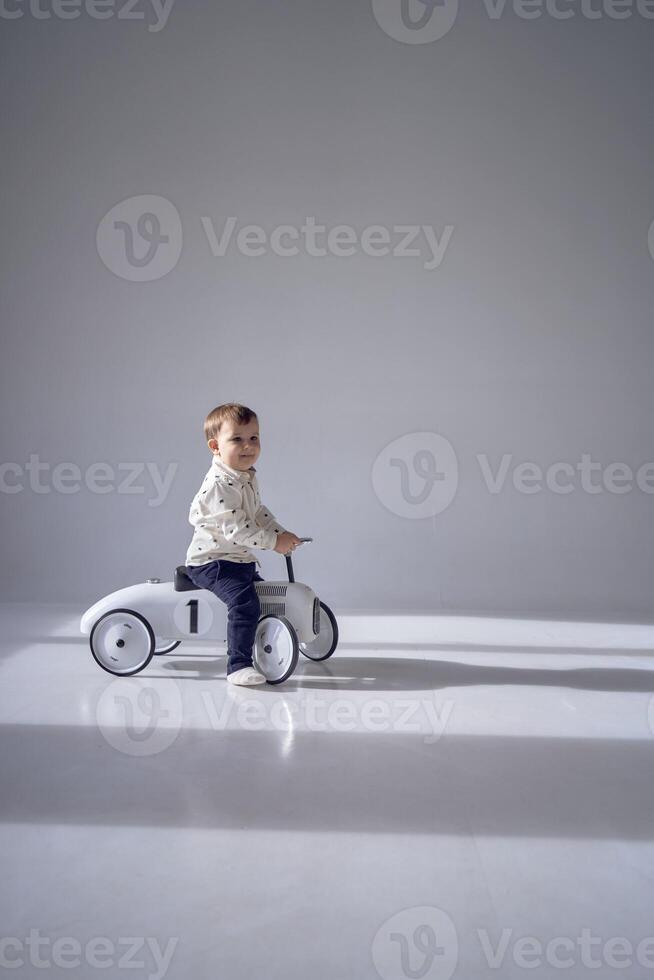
[300,601,339,661]
[253,615,299,684]
[89,609,155,676]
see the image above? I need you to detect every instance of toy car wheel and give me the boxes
[153,639,181,656]
[300,601,339,661]
[253,615,299,685]
[89,608,155,676]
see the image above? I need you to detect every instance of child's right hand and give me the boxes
[274,531,303,555]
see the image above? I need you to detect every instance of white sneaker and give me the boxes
[227,666,266,687]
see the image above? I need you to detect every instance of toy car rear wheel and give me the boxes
[154,639,181,656]
[300,601,339,661]
[90,609,155,676]
[253,615,299,685]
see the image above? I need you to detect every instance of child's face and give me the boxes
[210,419,261,471]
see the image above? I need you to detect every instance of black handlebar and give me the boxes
[283,537,313,582]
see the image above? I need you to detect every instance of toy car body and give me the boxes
[81,555,338,683]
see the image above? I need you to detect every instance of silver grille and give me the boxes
[256,584,288,597]
[260,601,286,618]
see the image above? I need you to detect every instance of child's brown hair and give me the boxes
[203,403,258,447]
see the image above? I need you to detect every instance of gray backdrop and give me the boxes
[1,0,653,616]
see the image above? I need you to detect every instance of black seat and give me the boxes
[174,565,200,592]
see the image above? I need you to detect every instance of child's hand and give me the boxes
[274,532,303,555]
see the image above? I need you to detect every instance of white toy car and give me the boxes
[80,540,338,684]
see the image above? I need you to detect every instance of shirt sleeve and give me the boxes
[255,502,287,537]
[190,478,279,551]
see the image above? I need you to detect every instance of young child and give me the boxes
[185,403,302,686]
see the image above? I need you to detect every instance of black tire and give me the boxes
[253,614,299,685]
[89,608,156,677]
[300,601,339,661]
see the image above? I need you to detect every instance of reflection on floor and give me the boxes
[1,604,654,980]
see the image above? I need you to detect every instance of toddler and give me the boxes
[185,403,302,686]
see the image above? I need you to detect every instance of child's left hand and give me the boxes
[275,532,303,554]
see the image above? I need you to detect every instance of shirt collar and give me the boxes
[211,454,256,484]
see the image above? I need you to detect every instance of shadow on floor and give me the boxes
[153,653,654,694]
[1,721,653,839]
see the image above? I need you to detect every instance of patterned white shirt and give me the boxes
[185,455,287,569]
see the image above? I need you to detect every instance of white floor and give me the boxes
[2,604,654,980]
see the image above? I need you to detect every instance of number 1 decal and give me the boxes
[187,599,198,634]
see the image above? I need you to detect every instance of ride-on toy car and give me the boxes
[80,540,338,684]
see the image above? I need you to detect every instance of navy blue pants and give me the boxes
[185,559,264,675]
